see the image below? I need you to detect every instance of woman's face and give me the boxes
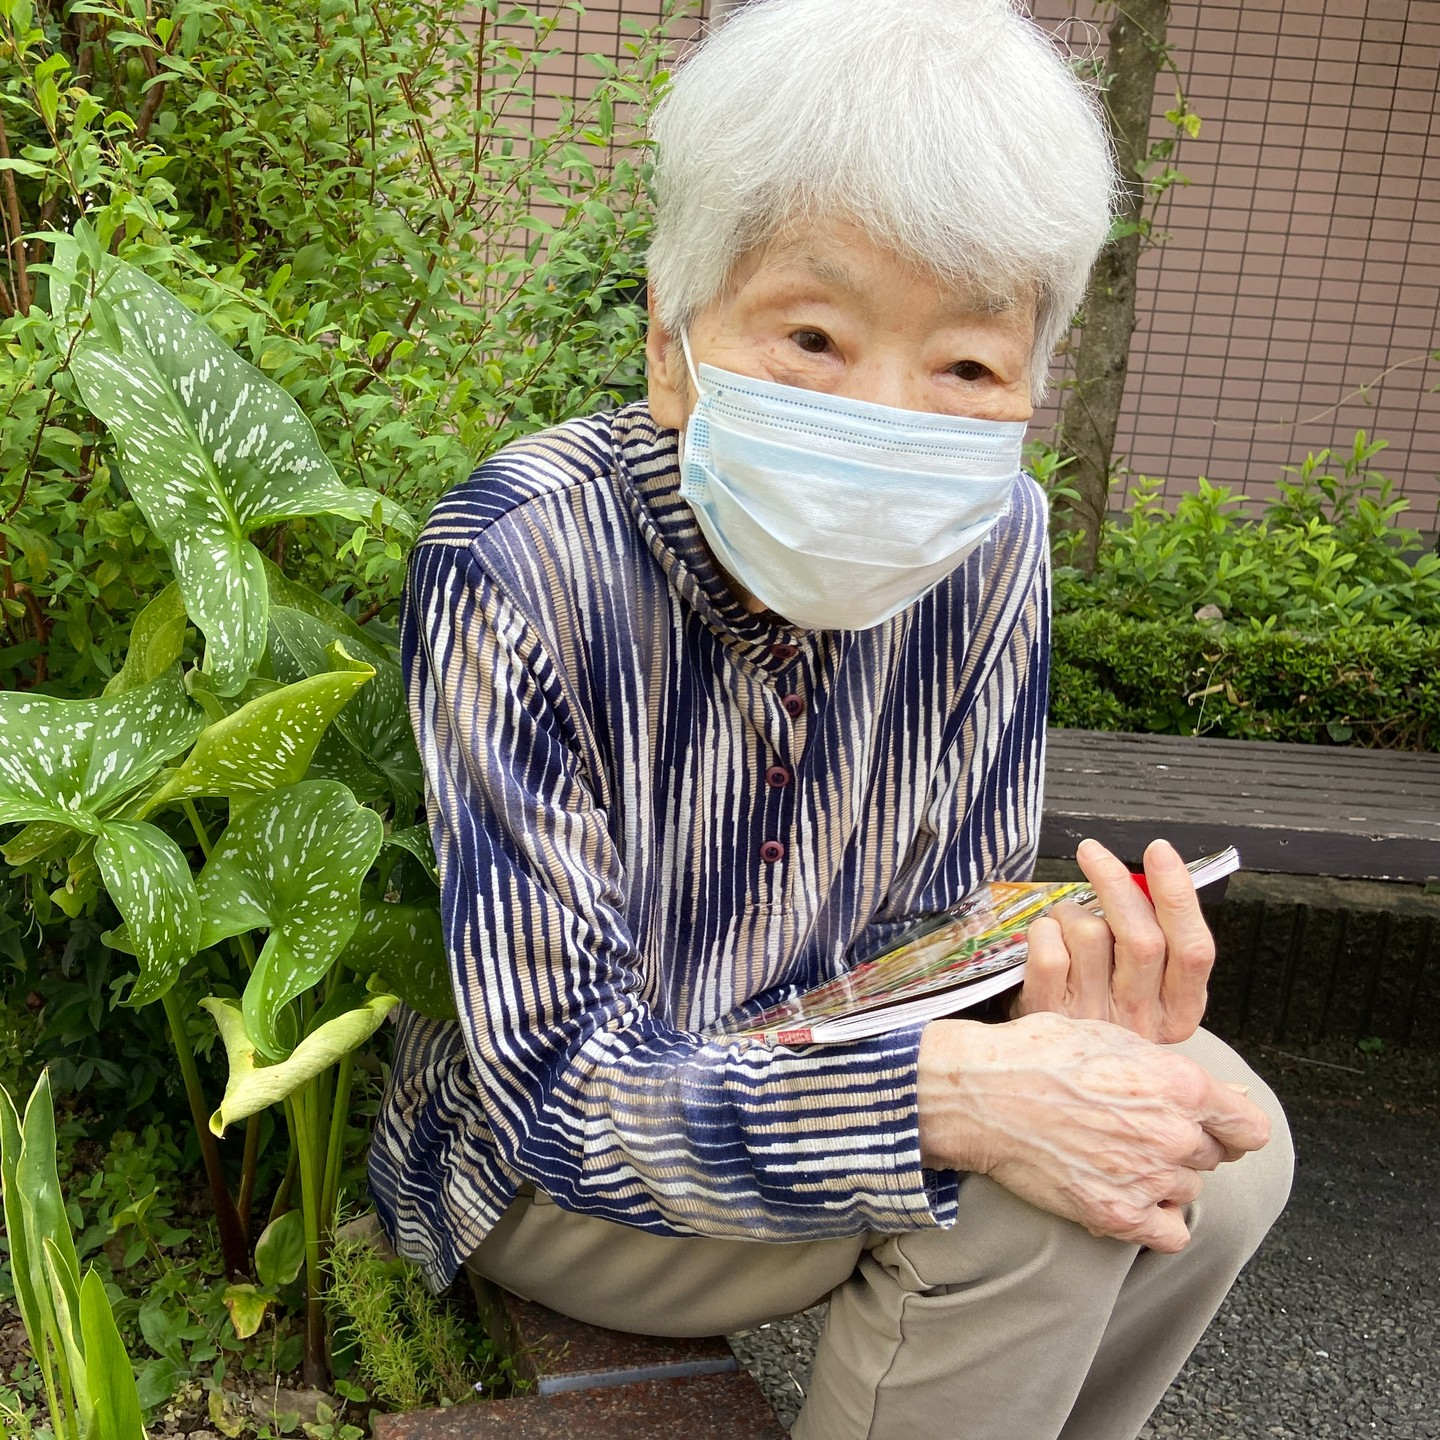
[647,217,1037,432]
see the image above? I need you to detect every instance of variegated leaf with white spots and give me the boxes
[94,821,202,1004]
[382,826,440,887]
[264,563,421,813]
[2,821,74,867]
[341,902,455,1021]
[50,237,413,697]
[0,668,202,832]
[194,782,384,1060]
[145,649,374,808]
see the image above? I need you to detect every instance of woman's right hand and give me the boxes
[916,1011,1270,1253]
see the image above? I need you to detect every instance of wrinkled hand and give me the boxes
[917,1011,1269,1252]
[1010,837,1215,1044]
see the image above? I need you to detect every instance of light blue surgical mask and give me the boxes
[677,334,1027,631]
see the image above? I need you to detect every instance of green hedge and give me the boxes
[1050,611,1440,751]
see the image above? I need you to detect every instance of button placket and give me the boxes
[758,697,797,888]
[754,636,809,893]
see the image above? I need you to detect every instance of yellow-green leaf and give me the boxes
[200,994,397,1135]
[221,1283,270,1340]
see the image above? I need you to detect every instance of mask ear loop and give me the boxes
[679,330,702,394]
[675,331,705,453]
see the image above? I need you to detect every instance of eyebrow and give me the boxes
[971,292,1017,314]
[802,254,860,292]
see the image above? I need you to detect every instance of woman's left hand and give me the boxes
[1009,837,1215,1044]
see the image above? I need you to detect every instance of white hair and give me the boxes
[647,0,1117,397]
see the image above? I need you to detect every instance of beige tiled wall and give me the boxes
[527,0,1440,519]
[1028,0,1440,520]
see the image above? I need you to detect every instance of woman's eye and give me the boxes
[951,359,992,382]
[791,329,832,355]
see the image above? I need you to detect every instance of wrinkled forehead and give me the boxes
[720,214,1035,323]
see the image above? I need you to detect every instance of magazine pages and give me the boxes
[714,847,1241,1046]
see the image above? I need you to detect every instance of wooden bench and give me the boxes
[1040,728,1440,882]
[1040,727,1440,1047]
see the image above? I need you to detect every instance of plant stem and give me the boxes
[182,803,267,1241]
[160,988,251,1279]
[237,1111,261,1243]
[268,1142,298,1225]
[181,799,213,859]
[320,1051,354,1238]
[50,1334,77,1440]
[288,1087,328,1388]
[34,1336,67,1440]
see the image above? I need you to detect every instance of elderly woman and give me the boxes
[370,1,1292,1435]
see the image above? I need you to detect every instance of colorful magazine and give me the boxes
[713,848,1241,1046]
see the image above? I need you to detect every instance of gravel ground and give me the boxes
[728,1037,1440,1437]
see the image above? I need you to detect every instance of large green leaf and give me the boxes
[43,1238,90,1426]
[342,902,456,1021]
[95,822,203,1005]
[14,1073,84,1412]
[51,237,412,696]
[265,568,421,812]
[200,994,398,1134]
[79,1268,147,1440]
[145,649,373,809]
[0,668,202,832]
[195,782,385,1060]
[0,669,206,998]
[103,583,189,697]
[0,1082,43,1377]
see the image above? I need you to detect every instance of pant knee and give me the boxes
[1171,1028,1294,1261]
[878,1173,1135,1299]
[1188,1096,1293,1267]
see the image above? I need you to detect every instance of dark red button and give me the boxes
[770,643,799,663]
[759,840,786,864]
[781,693,804,717]
[765,765,792,789]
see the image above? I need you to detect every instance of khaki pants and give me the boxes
[466,1028,1293,1440]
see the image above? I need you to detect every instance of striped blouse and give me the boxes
[368,401,1050,1292]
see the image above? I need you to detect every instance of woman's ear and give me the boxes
[645,289,691,432]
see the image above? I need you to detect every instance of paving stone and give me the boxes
[371,1371,787,1440]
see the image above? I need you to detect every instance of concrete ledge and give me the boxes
[468,1278,738,1395]
[371,1371,788,1440]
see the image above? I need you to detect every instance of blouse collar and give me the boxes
[612,402,812,667]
